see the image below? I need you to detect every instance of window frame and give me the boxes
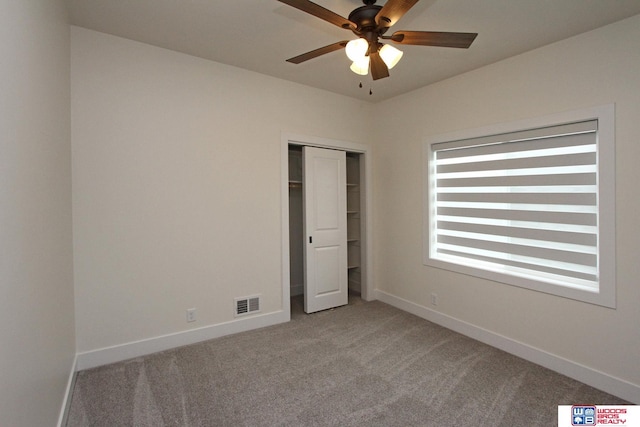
[423,104,616,308]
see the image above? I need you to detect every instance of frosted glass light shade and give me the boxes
[379,44,403,69]
[350,56,370,75]
[345,38,369,62]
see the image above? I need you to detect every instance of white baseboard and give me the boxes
[57,354,77,427]
[76,310,289,371]
[375,289,640,404]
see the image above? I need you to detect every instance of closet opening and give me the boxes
[286,142,369,316]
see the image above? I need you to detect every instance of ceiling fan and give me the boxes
[278,0,478,80]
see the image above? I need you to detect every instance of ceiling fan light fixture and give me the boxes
[350,56,370,75]
[379,44,403,69]
[345,38,369,62]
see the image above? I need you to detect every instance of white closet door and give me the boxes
[303,146,348,313]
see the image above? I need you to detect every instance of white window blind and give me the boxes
[431,120,600,291]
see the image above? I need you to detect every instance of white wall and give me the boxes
[0,1,75,425]
[71,27,372,355]
[372,14,640,400]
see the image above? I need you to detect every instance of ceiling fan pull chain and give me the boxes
[356,81,372,96]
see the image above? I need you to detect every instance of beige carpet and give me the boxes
[67,299,626,426]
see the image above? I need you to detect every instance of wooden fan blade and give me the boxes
[391,31,478,48]
[286,41,348,64]
[278,0,356,30]
[369,51,389,80]
[376,0,419,28]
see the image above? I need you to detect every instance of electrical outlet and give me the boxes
[430,293,438,307]
[186,308,196,323]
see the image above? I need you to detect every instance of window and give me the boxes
[424,105,615,307]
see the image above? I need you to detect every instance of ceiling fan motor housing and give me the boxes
[348,4,387,33]
[347,4,387,52]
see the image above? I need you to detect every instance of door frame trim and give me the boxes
[281,133,374,320]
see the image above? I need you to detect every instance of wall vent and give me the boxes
[234,295,261,317]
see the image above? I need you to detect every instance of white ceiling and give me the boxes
[67,0,640,102]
